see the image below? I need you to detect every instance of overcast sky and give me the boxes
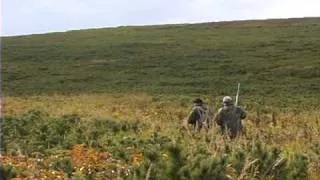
[2,0,320,36]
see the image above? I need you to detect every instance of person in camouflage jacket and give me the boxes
[187,98,208,131]
[214,96,247,139]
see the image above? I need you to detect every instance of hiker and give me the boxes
[214,96,247,139]
[186,98,209,131]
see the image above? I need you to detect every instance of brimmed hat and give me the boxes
[193,98,204,104]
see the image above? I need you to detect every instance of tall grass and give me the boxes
[2,94,320,179]
[2,17,320,179]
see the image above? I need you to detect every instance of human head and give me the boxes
[193,98,204,105]
[222,96,233,106]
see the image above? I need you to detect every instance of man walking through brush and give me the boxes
[186,98,208,131]
[214,96,247,139]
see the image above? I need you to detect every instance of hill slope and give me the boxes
[2,17,320,107]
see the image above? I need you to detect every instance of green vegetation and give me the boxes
[3,18,320,108]
[3,111,319,179]
[2,17,320,179]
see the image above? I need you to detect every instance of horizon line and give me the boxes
[2,16,319,38]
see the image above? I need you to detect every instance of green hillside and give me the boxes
[2,18,320,179]
[2,17,320,107]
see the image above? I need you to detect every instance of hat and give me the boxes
[222,96,232,103]
[193,98,204,104]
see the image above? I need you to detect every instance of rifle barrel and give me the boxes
[235,83,240,106]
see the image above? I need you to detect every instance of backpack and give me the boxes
[194,106,213,130]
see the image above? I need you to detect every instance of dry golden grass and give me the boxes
[4,94,186,134]
[3,93,320,179]
[4,93,319,144]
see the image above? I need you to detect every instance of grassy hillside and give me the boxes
[2,18,320,179]
[2,18,320,108]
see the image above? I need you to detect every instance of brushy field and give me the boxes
[1,17,320,179]
[2,94,320,179]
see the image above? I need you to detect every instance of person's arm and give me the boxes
[187,108,197,124]
[237,107,247,119]
[214,109,222,126]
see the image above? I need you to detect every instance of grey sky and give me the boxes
[2,0,320,36]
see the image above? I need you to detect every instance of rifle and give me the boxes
[235,83,240,106]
